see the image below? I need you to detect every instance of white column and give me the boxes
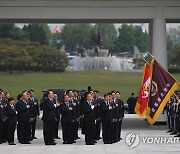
[152,6,167,69]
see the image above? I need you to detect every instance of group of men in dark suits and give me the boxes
[0,89,39,145]
[0,91,17,145]
[0,88,125,146]
[41,88,124,145]
[165,90,180,140]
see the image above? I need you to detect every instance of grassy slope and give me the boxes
[0,70,179,102]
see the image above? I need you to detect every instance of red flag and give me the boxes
[55,25,60,34]
[135,63,151,117]
[146,58,179,125]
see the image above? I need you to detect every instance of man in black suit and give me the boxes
[16,92,31,144]
[116,91,124,141]
[61,95,73,144]
[83,93,96,145]
[101,94,113,144]
[127,93,137,114]
[42,90,56,145]
[54,93,61,139]
[94,90,102,141]
[0,92,5,144]
[6,97,17,145]
[28,89,39,140]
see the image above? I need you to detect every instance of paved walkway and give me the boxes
[0,114,179,154]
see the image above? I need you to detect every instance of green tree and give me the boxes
[96,23,117,49]
[60,24,93,52]
[0,24,14,38]
[38,46,68,72]
[115,24,135,53]
[23,24,52,44]
[114,24,148,53]
[0,39,32,74]
[168,44,180,66]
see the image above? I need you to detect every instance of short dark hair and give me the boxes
[8,97,14,102]
[104,94,109,98]
[17,93,22,100]
[88,86,92,91]
[116,91,120,94]
[47,90,53,95]
[28,89,34,93]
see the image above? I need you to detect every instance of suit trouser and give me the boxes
[2,120,7,142]
[54,118,60,138]
[178,115,180,134]
[110,122,116,141]
[84,120,94,143]
[171,116,174,131]
[0,120,3,142]
[95,120,101,139]
[43,120,55,144]
[30,118,37,138]
[167,115,171,130]
[118,119,122,139]
[61,121,72,142]
[72,121,79,139]
[7,123,16,143]
[102,120,112,143]
[18,120,30,143]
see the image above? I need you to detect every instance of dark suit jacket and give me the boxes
[117,99,124,119]
[83,101,95,122]
[42,98,56,121]
[60,101,73,123]
[101,101,112,123]
[16,99,30,122]
[28,98,40,118]
[6,104,17,124]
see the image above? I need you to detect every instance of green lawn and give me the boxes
[0,70,179,102]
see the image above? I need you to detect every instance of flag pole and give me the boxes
[148,52,180,85]
[173,92,180,101]
[142,58,150,65]
[148,52,154,58]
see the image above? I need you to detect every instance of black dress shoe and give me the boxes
[45,143,51,145]
[174,134,180,137]
[119,137,122,140]
[51,142,57,145]
[170,132,177,135]
[107,141,112,144]
[93,140,97,143]
[63,141,68,144]
[77,137,80,139]
[33,137,37,139]
[86,142,94,145]
[21,142,31,144]
[55,137,61,139]
[9,142,16,145]
[166,130,173,133]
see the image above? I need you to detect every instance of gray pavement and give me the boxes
[0,114,179,154]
